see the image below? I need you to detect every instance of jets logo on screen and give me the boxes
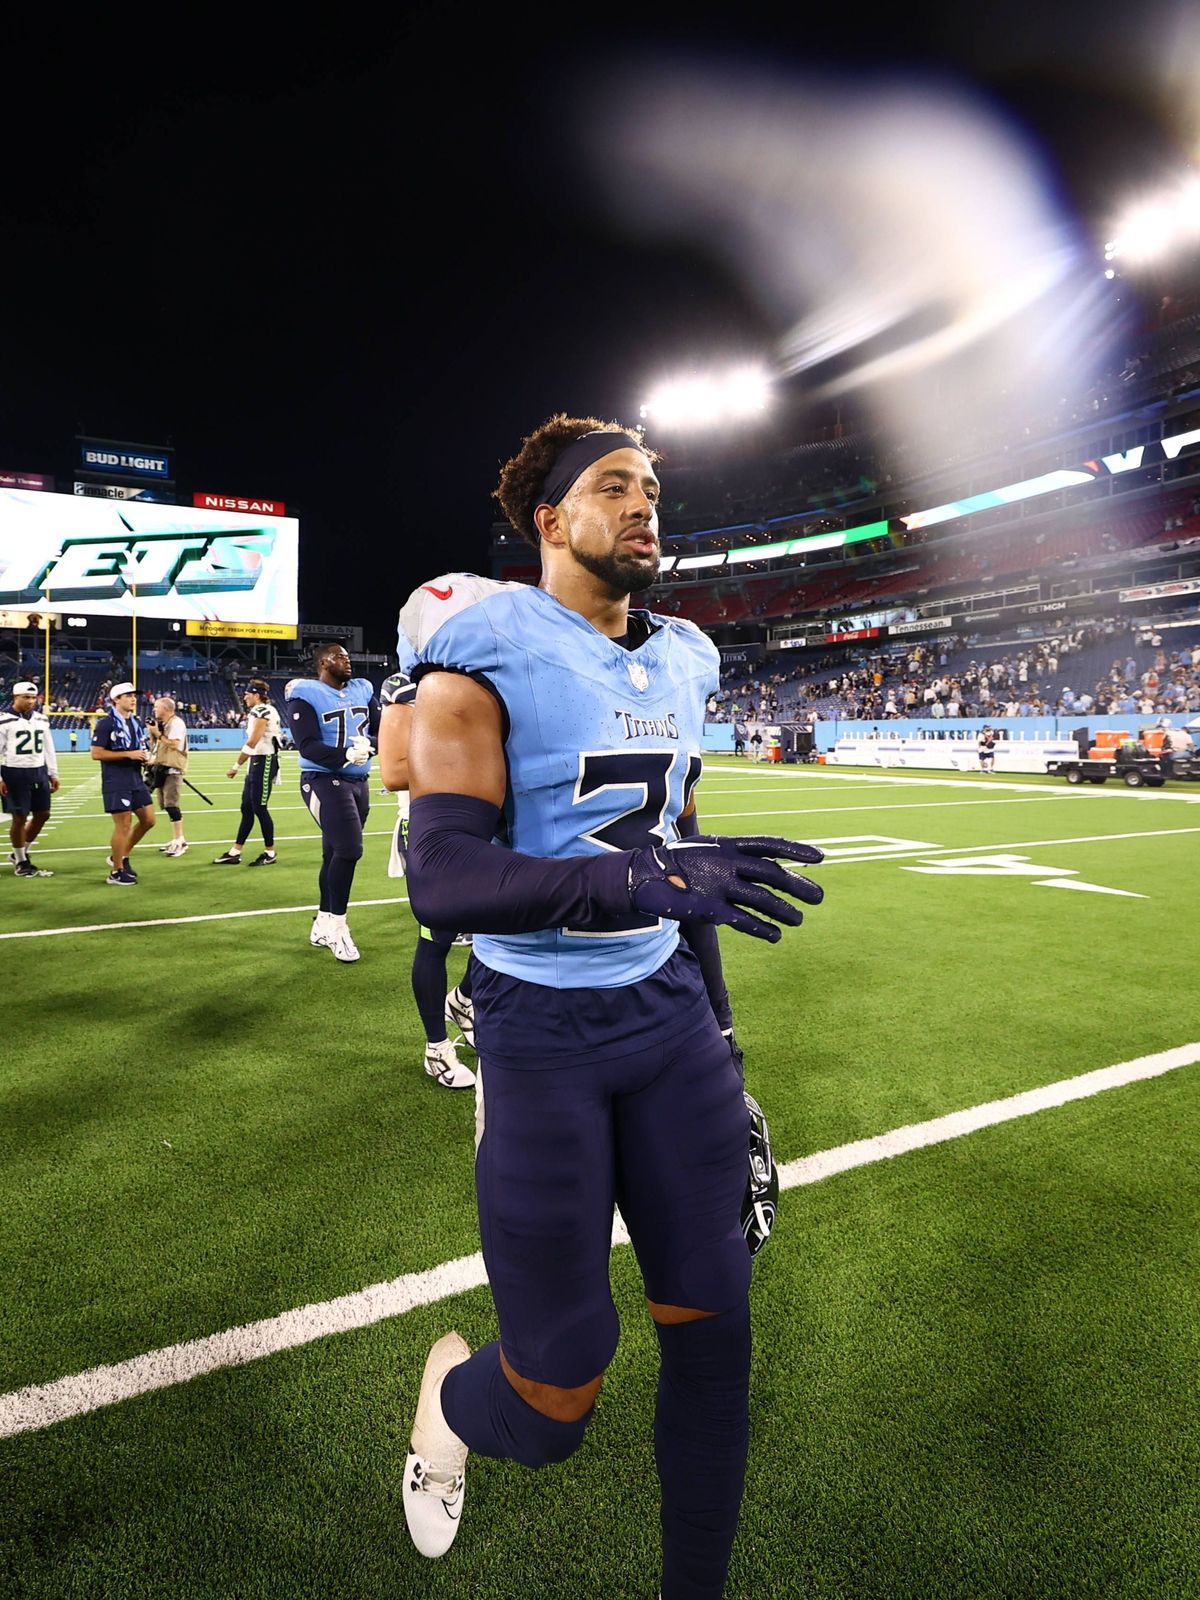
[0,529,276,605]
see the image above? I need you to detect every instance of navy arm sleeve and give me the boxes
[674,807,733,1030]
[287,698,351,769]
[408,792,632,934]
[366,696,382,743]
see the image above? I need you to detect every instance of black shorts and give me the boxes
[102,778,154,815]
[1,766,51,814]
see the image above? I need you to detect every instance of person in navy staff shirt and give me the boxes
[286,644,380,962]
[90,682,156,885]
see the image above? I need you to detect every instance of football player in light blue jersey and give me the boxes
[286,643,380,963]
[378,663,475,1090]
[398,415,825,1599]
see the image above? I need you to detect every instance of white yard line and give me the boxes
[819,824,1200,865]
[2,1041,1195,1438]
[20,828,396,858]
[5,825,1197,940]
[700,795,1085,821]
[0,896,410,940]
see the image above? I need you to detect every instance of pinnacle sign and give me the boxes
[0,528,276,603]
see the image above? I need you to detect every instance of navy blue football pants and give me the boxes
[300,772,368,915]
[237,754,278,847]
[442,1009,751,1598]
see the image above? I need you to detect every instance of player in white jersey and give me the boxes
[1,681,59,878]
[213,680,284,866]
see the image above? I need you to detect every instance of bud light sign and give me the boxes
[78,442,172,480]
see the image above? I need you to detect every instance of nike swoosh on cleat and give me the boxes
[422,584,453,600]
[443,1502,461,1520]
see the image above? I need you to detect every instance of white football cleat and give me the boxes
[326,916,360,962]
[444,986,476,1050]
[310,912,333,948]
[423,1039,476,1090]
[404,1331,471,1559]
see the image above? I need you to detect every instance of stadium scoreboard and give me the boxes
[0,489,298,628]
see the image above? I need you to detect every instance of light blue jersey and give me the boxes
[417,585,717,988]
[286,676,376,777]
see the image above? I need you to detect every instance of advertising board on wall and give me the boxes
[185,620,298,641]
[0,471,53,492]
[193,492,286,517]
[888,616,953,636]
[77,439,173,482]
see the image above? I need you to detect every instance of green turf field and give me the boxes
[3,752,1198,1599]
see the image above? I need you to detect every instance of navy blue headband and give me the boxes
[538,430,645,508]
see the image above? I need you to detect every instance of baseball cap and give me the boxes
[12,681,38,695]
[109,681,137,698]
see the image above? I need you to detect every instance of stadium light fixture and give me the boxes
[1105,174,1200,266]
[639,365,773,430]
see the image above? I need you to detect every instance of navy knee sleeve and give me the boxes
[165,806,182,823]
[441,1341,592,1469]
[655,1303,751,1600]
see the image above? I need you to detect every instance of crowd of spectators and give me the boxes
[711,619,1200,725]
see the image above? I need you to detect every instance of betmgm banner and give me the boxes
[0,490,298,625]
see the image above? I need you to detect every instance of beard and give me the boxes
[570,538,660,596]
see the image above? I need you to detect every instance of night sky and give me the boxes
[3,7,1193,647]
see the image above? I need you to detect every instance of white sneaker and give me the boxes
[423,1039,476,1090]
[444,985,476,1050]
[173,840,189,856]
[327,916,360,963]
[404,1332,471,1559]
[310,912,333,948]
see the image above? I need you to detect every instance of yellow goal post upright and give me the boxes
[34,586,139,752]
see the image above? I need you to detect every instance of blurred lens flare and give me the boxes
[577,62,1115,471]
[641,364,772,429]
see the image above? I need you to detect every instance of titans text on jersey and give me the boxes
[415,583,717,988]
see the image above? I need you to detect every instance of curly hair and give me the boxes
[493,413,658,548]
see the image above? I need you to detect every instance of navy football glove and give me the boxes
[629,835,823,943]
[723,1027,746,1079]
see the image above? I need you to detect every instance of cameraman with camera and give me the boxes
[148,696,190,857]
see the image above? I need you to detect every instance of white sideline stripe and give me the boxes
[708,767,1062,794]
[2,1042,1196,1438]
[779,1043,1200,1187]
[0,897,410,940]
[24,828,396,858]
